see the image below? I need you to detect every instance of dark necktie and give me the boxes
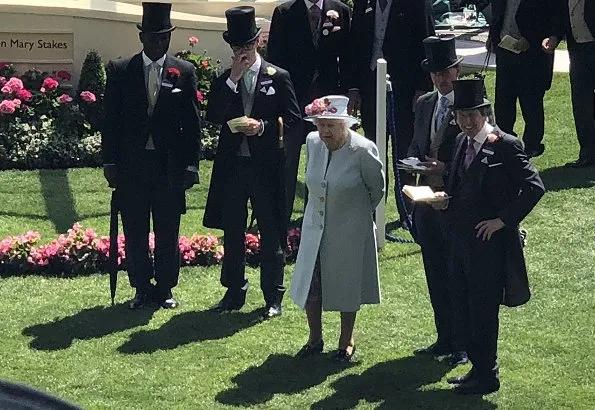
[463,137,477,170]
[309,4,321,36]
[379,0,389,12]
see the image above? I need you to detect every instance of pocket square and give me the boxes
[488,162,503,167]
[481,157,489,164]
[172,88,182,93]
[266,87,276,96]
[260,86,267,94]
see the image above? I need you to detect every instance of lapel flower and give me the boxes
[486,132,502,144]
[266,66,277,76]
[166,67,181,81]
[326,10,339,20]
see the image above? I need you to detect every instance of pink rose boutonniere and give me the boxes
[166,67,181,81]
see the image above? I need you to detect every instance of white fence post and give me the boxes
[375,58,387,249]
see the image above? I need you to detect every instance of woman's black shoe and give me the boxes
[331,346,356,363]
[295,340,324,358]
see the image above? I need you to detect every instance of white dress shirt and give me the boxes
[468,122,494,154]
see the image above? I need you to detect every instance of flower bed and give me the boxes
[0,224,302,277]
[0,64,101,170]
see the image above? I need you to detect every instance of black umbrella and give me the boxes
[108,189,120,305]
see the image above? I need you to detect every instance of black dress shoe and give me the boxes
[525,144,545,158]
[261,304,282,320]
[454,378,500,395]
[331,346,356,363]
[210,281,248,312]
[566,158,595,168]
[448,368,476,385]
[413,342,450,356]
[447,351,469,366]
[295,340,324,358]
[128,290,150,310]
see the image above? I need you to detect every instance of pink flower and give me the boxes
[40,87,46,93]
[1,77,24,94]
[80,91,96,103]
[42,77,59,91]
[12,99,21,108]
[55,70,71,81]
[16,89,32,101]
[188,36,199,46]
[58,94,73,104]
[196,90,204,103]
[0,99,16,114]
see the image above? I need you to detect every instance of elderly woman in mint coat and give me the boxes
[290,95,385,362]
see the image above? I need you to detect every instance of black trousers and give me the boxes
[221,157,285,305]
[495,47,551,151]
[413,203,454,348]
[284,120,313,222]
[120,151,181,293]
[448,225,505,378]
[569,41,595,161]
[360,76,415,223]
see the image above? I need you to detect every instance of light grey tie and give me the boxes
[146,62,160,150]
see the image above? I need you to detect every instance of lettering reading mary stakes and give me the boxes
[0,39,68,51]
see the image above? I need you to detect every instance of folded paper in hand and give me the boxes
[498,35,529,54]
[398,158,428,171]
[402,185,448,202]
[227,116,250,133]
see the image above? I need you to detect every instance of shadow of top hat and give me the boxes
[137,2,176,34]
[223,6,262,46]
[421,35,464,72]
[451,79,491,110]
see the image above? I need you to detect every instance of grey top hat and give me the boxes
[223,6,262,46]
[421,35,464,72]
[137,2,176,34]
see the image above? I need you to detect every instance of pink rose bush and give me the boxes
[0,224,302,276]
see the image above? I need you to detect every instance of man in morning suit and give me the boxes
[544,0,595,168]
[203,7,302,320]
[348,0,435,226]
[488,0,559,158]
[432,79,545,394]
[267,0,351,219]
[407,35,467,367]
[102,2,201,310]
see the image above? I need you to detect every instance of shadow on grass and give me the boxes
[311,356,497,409]
[117,309,262,354]
[216,353,349,406]
[539,165,595,192]
[38,169,79,233]
[22,303,158,351]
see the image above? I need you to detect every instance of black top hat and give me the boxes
[421,35,464,72]
[223,6,262,46]
[451,79,491,110]
[137,2,176,34]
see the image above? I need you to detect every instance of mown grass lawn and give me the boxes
[0,72,594,409]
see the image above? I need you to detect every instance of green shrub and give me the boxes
[77,50,106,132]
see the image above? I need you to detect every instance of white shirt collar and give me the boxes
[142,51,166,67]
[248,54,262,74]
[469,121,494,152]
[438,90,454,105]
[305,0,324,10]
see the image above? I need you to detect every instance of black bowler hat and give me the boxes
[137,2,176,34]
[223,6,262,46]
[451,79,491,110]
[421,35,463,72]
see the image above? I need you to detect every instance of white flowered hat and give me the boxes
[304,95,359,126]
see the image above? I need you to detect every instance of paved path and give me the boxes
[439,28,570,73]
